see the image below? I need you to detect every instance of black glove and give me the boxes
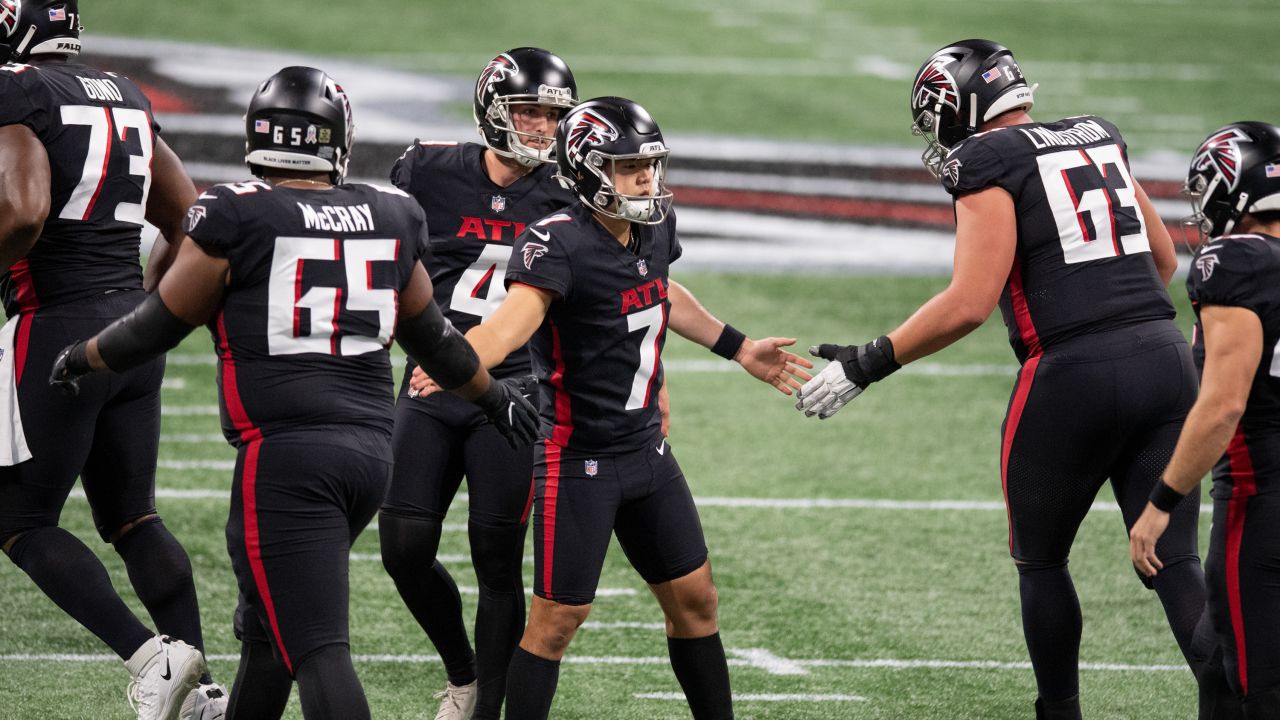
[475,374,542,448]
[49,341,93,397]
[811,336,901,387]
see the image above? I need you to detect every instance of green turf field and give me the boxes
[0,273,1212,719]
[95,0,1280,155]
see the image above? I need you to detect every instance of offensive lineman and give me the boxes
[50,66,541,720]
[382,47,576,720]
[0,2,222,717]
[415,96,813,719]
[797,40,1213,719]
[1131,121,1280,719]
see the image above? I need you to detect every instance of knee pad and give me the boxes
[1015,558,1068,576]
[1245,686,1280,720]
[378,513,443,579]
[468,522,526,593]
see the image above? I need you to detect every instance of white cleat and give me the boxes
[180,682,228,720]
[124,635,206,720]
[433,679,478,720]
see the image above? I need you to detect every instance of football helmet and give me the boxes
[1184,121,1280,241]
[555,96,673,225]
[910,39,1036,178]
[0,0,81,62]
[244,66,354,184]
[474,47,577,167]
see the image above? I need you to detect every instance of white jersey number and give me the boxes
[58,105,154,224]
[449,244,511,321]
[625,305,666,411]
[1036,144,1147,264]
[267,237,399,356]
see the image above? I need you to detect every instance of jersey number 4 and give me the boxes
[450,244,510,321]
[1036,144,1147,264]
[58,105,153,224]
[267,237,399,357]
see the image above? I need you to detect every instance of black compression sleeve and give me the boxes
[395,300,482,390]
[96,293,197,372]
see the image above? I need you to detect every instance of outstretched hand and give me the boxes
[737,337,814,396]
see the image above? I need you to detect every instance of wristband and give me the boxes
[1148,480,1188,513]
[711,324,747,360]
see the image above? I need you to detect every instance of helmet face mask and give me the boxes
[556,98,673,225]
[909,39,1035,178]
[244,66,354,184]
[475,48,577,167]
[1184,122,1280,243]
[1,0,82,63]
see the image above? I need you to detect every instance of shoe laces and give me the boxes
[127,678,157,714]
[433,686,463,710]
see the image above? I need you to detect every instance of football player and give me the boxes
[382,47,576,720]
[1131,121,1280,719]
[797,40,1213,719]
[49,66,541,720]
[0,2,222,717]
[411,96,812,720]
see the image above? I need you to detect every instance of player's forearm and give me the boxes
[1161,396,1245,494]
[464,323,519,370]
[667,280,738,351]
[89,292,197,372]
[887,287,991,365]
[397,300,487,388]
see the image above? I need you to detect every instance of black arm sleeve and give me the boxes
[96,293,197,372]
[395,299,482,390]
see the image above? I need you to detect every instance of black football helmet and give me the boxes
[0,0,81,62]
[1184,121,1280,241]
[244,66,354,184]
[555,97,673,225]
[474,47,577,167]
[910,39,1036,178]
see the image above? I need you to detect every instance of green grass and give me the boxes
[89,0,1280,154]
[0,273,1212,719]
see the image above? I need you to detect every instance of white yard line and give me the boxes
[66,489,1214,514]
[160,405,220,416]
[636,692,867,702]
[0,652,1190,674]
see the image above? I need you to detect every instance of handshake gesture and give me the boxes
[795,337,900,420]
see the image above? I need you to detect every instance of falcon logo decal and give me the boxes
[1192,127,1252,192]
[911,57,961,114]
[185,205,207,232]
[522,242,548,270]
[0,0,18,38]
[476,53,518,103]
[941,158,962,186]
[1195,253,1220,282]
[564,109,619,162]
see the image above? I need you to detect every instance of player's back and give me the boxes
[184,180,428,443]
[505,202,681,454]
[942,115,1175,362]
[1189,232,1280,488]
[0,61,159,316]
[390,141,573,376]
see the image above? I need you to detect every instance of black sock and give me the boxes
[470,522,528,719]
[668,633,734,720]
[504,646,560,720]
[379,513,476,685]
[1035,695,1082,720]
[1149,557,1209,670]
[294,644,369,720]
[1018,562,1082,702]
[8,526,153,659]
[226,640,292,720]
[114,518,205,656]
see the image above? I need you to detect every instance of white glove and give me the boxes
[795,360,864,419]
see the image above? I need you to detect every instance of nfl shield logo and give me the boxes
[491,195,507,213]
[584,459,598,477]
[636,259,648,276]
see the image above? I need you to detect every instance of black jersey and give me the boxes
[390,141,573,377]
[1187,233,1280,490]
[184,180,428,443]
[0,61,162,316]
[505,203,682,454]
[941,115,1174,363]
